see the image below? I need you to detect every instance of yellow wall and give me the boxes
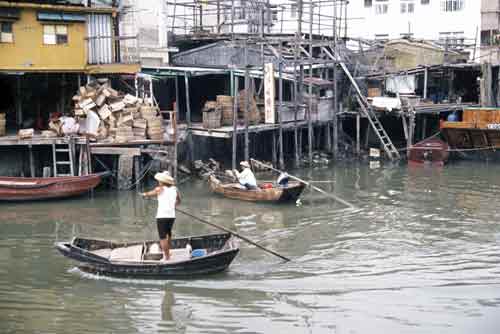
[0,8,87,71]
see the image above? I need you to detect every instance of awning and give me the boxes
[37,11,86,22]
[141,66,228,78]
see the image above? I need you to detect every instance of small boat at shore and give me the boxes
[208,175,306,203]
[55,233,239,278]
[0,172,108,201]
[408,137,449,166]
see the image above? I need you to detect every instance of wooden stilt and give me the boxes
[184,74,194,163]
[423,67,428,100]
[78,146,84,176]
[422,115,427,140]
[365,119,370,149]
[232,74,239,169]
[28,145,35,177]
[16,76,22,129]
[408,112,415,151]
[134,156,141,190]
[272,131,277,166]
[86,137,92,174]
[174,76,180,179]
[244,64,250,161]
[332,0,338,157]
[278,44,284,169]
[356,112,360,155]
[308,4,314,164]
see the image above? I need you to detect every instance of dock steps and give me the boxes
[52,141,75,177]
[321,45,400,161]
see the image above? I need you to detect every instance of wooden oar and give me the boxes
[177,207,291,262]
[250,158,357,209]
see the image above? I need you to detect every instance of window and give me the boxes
[0,21,13,43]
[400,32,414,38]
[291,4,297,18]
[441,0,464,12]
[272,10,278,21]
[439,31,465,48]
[365,0,373,7]
[481,30,500,46]
[375,34,389,40]
[43,25,68,45]
[237,0,246,20]
[401,1,414,13]
[421,0,430,4]
[375,0,389,15]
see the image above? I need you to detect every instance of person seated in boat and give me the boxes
[141,171,181,261]
[233,161,258,190]
[277,172,289,187]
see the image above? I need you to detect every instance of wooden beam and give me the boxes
[91,147,141,156]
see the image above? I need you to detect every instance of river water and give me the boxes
[1,161,500,334]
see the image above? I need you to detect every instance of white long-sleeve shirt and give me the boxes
[235,168,257,187]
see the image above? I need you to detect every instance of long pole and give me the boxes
[250,158,356,209]
[177,208,291,262]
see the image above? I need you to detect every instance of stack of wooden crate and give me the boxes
[202,101,221,129]
[238,89,260,125]
[217,95,234,126]
[71,79,164,142]
[0,113,5,137]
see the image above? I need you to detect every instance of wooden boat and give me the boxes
[55,233,239,278]
[408,137,449,166]
[0,172,108,201]
[208,174,306,203]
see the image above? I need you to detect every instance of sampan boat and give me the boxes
[408,137,449,166]
[0,172,107,201]
[55,233,239,278]
[208,174,306,203]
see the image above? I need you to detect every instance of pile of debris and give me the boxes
[193,159,222,179]
[300,151,332,166]
[70,79,164,142]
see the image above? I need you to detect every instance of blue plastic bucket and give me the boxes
[191,249,207,258]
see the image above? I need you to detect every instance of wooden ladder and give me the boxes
[52,140,75,177]
[321,46,400,161]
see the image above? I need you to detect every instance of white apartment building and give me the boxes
[347,0,480,49]
[267,0,481,59]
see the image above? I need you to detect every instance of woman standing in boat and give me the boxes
[141,171,181,261]
[233,161,258,190]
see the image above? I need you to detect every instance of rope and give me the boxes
[448,146,499,152]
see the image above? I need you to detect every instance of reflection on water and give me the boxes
[1,161,500,333]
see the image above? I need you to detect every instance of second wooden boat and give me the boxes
[0,172,108,201]
[408,137,449,166]
[208,175,305,203]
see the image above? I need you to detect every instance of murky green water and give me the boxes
[1,161,500,333]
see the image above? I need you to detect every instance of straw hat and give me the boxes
[154,171,175,185]
[240,161,250,168]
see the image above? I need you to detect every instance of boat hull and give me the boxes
[0,173,105,201]
[442,127,500,160]
[55,233,240,279]
[208,175,305,203]
[408,138,449,166]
